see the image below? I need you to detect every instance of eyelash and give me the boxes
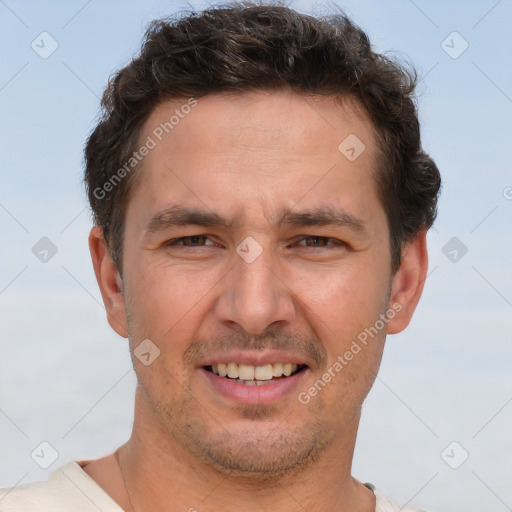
[166,235,346,249]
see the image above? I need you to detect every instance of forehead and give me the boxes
[126,90,384,234]
[146,90,375,162]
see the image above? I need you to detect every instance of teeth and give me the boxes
[238,364,255,380]
[231,379,274,386]
[227,363,238,378]
[272,363,283,377]
[208,362,301,380]
[254,364,273,380]
[283,363,293,377]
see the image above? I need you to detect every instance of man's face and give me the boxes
[115,91,399,475]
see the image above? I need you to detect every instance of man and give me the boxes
[1,2,440,511]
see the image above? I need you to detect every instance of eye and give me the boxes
[166,235,216,247]
[295,236,346,248]
[164,235,346,250]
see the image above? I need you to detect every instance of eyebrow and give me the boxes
[144,204,368,236]
[273,206,367,235]
[145,206,236,233]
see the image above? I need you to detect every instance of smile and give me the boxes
[205,363,306,385]
[202,360,309,403]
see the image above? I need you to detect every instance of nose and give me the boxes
[213,246,297,335]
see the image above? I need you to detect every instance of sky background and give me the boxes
[0,1,511,511]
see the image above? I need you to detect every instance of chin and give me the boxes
[193,430,327,481]
[165,405,334,480]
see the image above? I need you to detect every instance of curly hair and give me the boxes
[84,1,441,274]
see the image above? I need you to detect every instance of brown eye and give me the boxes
[296,236,344,248]
[168,235,213,247]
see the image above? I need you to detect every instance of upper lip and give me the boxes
[197,350,311,368]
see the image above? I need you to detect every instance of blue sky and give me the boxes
[1,1,511,511]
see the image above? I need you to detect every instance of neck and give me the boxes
[115,387,375,512]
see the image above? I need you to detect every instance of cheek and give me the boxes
[291,261,390,340]
[123,267,198,390]
[124,261,219,348]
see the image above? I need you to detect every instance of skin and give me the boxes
[87,89,428,512]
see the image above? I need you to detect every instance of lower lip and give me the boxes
[200,367,309,405]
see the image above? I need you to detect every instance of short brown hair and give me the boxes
[84,2,440,274]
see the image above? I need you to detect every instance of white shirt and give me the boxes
[0,461,428,511]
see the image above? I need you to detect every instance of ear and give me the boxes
[88,226,128,338]
[386,229,428,334]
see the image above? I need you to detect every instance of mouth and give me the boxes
[204,362,307,385]
[201,360,309,404]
